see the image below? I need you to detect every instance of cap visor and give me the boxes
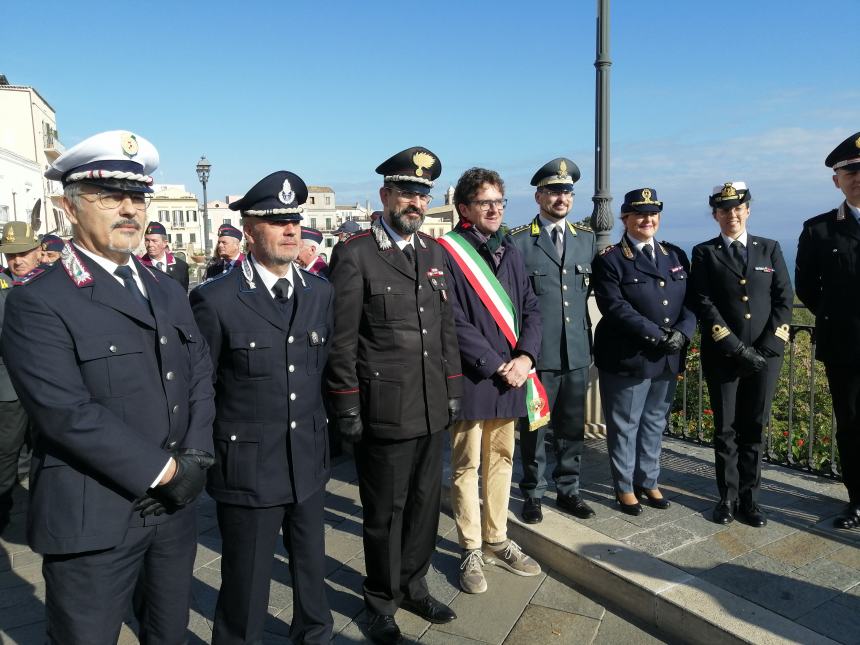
[389,180,431,195]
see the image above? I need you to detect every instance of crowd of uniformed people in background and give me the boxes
[0,129,857,644]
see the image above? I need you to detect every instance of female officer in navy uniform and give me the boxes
[689,182,792,527]
[593,189,696,515]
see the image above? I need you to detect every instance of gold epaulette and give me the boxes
[599,244,616,256]
[775,324,790,343]
[571,221,593,232]
[509,224,529,235]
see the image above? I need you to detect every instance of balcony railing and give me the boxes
[667,305,840,480]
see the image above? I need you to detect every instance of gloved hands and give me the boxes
[337,407,364,444]
[135,449,214,517]
[447,398,461,428]
[734,343,767,377]
[656,328,686,354]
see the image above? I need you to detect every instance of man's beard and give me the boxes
[108,220,141,254]
[389,206,425,235]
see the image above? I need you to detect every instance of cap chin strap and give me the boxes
[242,207,304,216]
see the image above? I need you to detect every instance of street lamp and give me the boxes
[196,155,212,255]
[590,0,613,252]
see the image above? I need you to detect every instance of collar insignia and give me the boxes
[371,220,393,251]
[412,151,435,177]
[856,135,860,149]
[619,236,634,259]
[60,242,94,287]
[530,219,540,236]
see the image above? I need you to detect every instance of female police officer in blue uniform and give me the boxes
[593,189,696,515]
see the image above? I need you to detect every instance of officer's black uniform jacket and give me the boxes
[796,202,860,365]
[326,220,463,440]
[190,258,334,506]
[0,243,215,554]
[593,236,696,378]
[140,252,190,291]
[689,235,793,371]
[509,216,595,372]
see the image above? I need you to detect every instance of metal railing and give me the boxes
[667,307,841,480]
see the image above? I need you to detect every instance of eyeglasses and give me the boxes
[541,188,574,197]
[469,199,507,212]
[80,191,152,210]
[387,187,433,204]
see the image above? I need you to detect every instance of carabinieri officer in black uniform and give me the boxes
[689,182,793,527]
[509,157,597,523]
[327,147,463,645]
[593,189,696,515]
[190,171,334,644]
[796,132,860,529]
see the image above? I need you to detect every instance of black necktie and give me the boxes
[731,240,747,271]
[114,265,149,310]
[156,261,164,272]
[273,277,292,301]
[552,226,564,259]
[403,243,416,268]
[642,244,655,265]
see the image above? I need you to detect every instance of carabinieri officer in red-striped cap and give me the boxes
[190,170,334,644]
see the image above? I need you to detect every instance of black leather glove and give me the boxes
[734,343,767,377]
[447,398,461,428]
[656,328,686,354]
[134,493,169,518]
[154,451,211,508]
[337,407,364,444]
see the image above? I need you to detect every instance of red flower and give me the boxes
[691,348,700,354]
[703,409,713,415]
[782,431,789,437]
[796,439,805,447]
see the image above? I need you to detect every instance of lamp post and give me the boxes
[196,155,212,255]
[590,0,613,252]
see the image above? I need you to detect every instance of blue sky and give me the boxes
[3,0,857,245]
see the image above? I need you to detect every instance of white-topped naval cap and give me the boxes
[711,181,747,195]
[45,130,159,190]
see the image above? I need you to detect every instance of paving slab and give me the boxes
[503,604,600,645]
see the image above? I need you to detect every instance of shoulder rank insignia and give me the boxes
[599,244,616,256]
[712,325,731,342]
[571,221,592,233]
[60,242,93,287]
[509,223,529,235]
[775,324,790,343]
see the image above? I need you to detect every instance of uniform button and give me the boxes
[249,341,256,349]
[290,393,296,401]
[565,317,570,323]
[479,358,486,366]
[373,371,380,376]
[386,286,391,292]
[290,421,297,429]
[109,345,117,353]
[562,269,568,275]
[422,329,427,335]
[659,280,666,287]
[172,404,179,413]
[423,351,429,357]
[662,299,669,306]
[744,313,752,319]
[663,317,670,323]
[741,296,749,302]
[166,371,175,380]
[159,336,168,345]
[563,285,568,291]
[229,434,237,441]
[167,441,177,449]
[739,279,747,285]
[288,336,294,344]
[419,307,425,313]
[289,364,295,373]
[634,278,639,283]
[418,285,423,290]
[564,301,569,307]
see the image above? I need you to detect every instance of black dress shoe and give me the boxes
[615,495,643,516]
[521,497,543,524]
[633,486,671,510]
[557,494,596,519]
[712,500,735,525]
[400,594,457,624]
[367,613,402,645]
[737,503,767,527]
[834,504,860,529]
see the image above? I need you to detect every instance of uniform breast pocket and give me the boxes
[829,247,857,276]
[369,281,409,321]
[75,332,146,397]
[620,276,647,297]
[358,362,404,426]
[530,271,547,295]
[306,324,329,374]
[229,331,274,380]
[575,263,592,290]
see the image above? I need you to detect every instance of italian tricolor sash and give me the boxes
[438,231,550,431]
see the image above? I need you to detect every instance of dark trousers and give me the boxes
[824,364,860,503]
[519,367,587,499]
[42,508,197,645]
[0,399,28,517]
[355,431,443,616]
[212,489,332,645]
[704,356,781,505]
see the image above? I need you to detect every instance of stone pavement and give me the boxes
[0,452,672,644]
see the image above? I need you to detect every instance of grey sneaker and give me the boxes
[459,549,487,594]
[482,540,541,577]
